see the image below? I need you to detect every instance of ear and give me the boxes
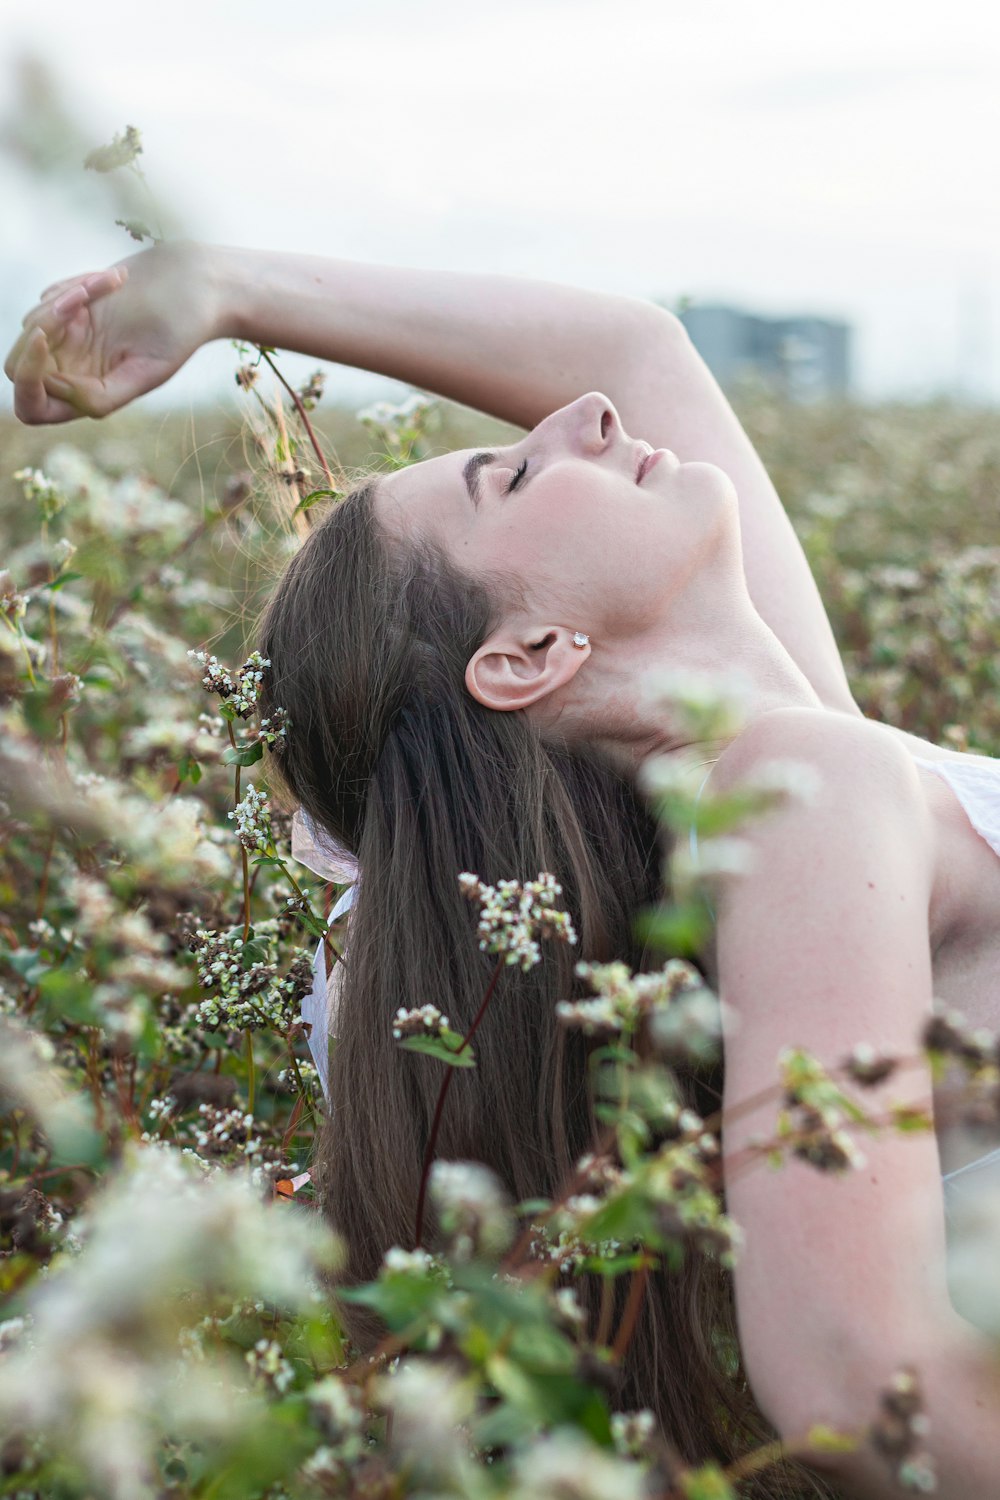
[465,626,591,712]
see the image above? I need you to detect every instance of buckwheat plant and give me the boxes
[6,223,1000,1493]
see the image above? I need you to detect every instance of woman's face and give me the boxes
[374,392,739,643]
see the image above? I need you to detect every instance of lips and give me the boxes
[637,447,679,483]
[635,443,654,483]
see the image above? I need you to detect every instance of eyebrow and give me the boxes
[462,450,498,509]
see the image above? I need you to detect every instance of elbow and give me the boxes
[641,300,687,346]
[746,1321,965,1493]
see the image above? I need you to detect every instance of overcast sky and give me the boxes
[3,0,1000,412]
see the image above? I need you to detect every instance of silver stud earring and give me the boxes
[572,632,590,649]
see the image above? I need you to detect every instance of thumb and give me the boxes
[47,354,166,418]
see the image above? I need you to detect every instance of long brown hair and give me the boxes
[258,482,837,1496]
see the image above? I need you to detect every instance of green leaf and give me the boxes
[6,948,51,985]
[399,1029,477,1068]
[339,1269,447,1332]
[218,701,238,721]
[680,1463,737,1499]
[292,488,341,516]
[177,755,202,784]
[240,939,270,967]
[38,966,97,1024]
[222,741,264,767]
[485,1356,612,1441]
[295,909,329,941]
[637,901,711,956]
[38,571,83,591]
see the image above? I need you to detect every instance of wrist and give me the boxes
[200,243,252,344]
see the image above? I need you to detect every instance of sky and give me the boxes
[3,0,1000,413]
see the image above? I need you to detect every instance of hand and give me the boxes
[4,242,221,424]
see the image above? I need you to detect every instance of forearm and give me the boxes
[204,243,854,712]
[210,244,665,431]
[796,1323,1000,1499]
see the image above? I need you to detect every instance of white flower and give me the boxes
[392,1003,449,1039]
[511,1429,646,1500]
[0,1145,340,1500]
[430,1160,514,1259]
[228,782,272,853]
[377,1359,475,1483]
[458,870,577,971]
[383,1246,437,1275]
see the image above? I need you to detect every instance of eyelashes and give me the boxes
[505,459,528,494]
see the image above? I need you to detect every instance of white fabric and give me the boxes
[292,810,357,1095]
[291,808,360,885]
[913,752,1000,862]
[911,752,1000,1207]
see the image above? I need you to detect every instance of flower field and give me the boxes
[1,375,998,1499]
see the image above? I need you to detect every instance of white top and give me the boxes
[912,753,1000,1210]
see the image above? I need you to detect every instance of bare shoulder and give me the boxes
[712,704,922,803]
[710,705,935,993]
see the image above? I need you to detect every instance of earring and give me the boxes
[572,632,590,649]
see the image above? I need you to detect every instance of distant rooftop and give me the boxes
[677,303,852,402]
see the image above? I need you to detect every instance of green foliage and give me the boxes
[1,381,993,1497]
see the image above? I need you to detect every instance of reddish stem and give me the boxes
[413,957,504,1248]
[258,349,336,489]
[611,1254,651,1363]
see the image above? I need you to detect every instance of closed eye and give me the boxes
[506,459,528,494]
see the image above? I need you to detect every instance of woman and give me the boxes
[7,243,1000,1496]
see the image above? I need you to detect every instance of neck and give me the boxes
[568,594,822,774]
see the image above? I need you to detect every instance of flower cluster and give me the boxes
[228,782,272,853]
[392,1003,449,1040]
[257,706,290,745]
[13,466,66,521]
[842,1041,899,1087]
[188,649,289,738]
[298,370,326,410]
[83,124,143,172]
[868,1367,936,1493]
[245,1337,295,1395]
[190,927,308,1032]
[776,1047,869,1173]
[189,650,235,697]
[458,870,577,971]
[610,1409,657,1459]
[558,957,708,1043]
[429,1160,514,1260]
[0,569,28,624]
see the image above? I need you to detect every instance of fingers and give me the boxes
[37,265,127,303]
[21,265,128,334]
[11,328,77,424]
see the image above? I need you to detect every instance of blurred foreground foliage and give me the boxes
[0,380,998,1499]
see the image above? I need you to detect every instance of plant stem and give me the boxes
[717,1424,860,1490]
[35,831,56,922]
[245,1029,256,1115]
[413,957,504,1248]
[503,1122,617,1271]
[227,723,252,942]
[611,1253,651,1363]
[281,1090,306,1157]
[258,349,336,489]
[595,1275,615,1348]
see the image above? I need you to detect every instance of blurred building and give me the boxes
[677,303,852,402]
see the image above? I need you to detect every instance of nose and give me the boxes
[559,391,622,454]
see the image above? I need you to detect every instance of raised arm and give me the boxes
[5,242,856,710]
[713,709,1000,1498]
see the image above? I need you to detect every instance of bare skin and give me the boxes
[7,248,1000,1496]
